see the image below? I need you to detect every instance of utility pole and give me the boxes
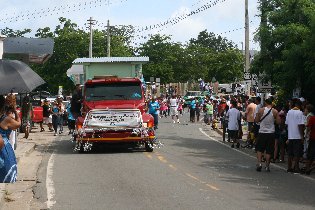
[87,17,96,58]
[260,0,268,102]
[245,0,251,95]
[107,20,111,57]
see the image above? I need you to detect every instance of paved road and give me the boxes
[34,113,315,210]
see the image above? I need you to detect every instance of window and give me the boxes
[85,82,143,101]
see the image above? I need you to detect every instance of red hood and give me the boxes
[84,100,145,112]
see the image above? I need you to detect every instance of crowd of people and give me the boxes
[1,82,315,183]
[0,85,82,183]
[147,92,315,175]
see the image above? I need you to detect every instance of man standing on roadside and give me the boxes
[253,97,262,138]
[286,99,305,173]
[71,84,83,119]
[255,98,280,172]
[245,98,257,137]
[227,100,241,148]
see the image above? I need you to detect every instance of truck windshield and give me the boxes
[85,82,143,101]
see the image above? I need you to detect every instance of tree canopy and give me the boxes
[252,0,315,102]
[1,19,243,94]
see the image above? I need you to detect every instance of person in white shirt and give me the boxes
[285,99,305,173]
[169,95,180,123]
[226,100,241,148]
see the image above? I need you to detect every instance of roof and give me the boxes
[85,77,141,85]
[3,37,54,64]
[73,57,149,64]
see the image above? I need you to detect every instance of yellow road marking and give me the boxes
[144,153,153,159]
[186,173,220,191]
[157,155,168,163]
[185,173,199,181]
[147,152,220,192]
[168,164,177,171]
[206,184,220,191]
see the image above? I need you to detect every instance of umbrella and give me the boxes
[0,59,45,95]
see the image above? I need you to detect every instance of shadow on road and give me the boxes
[158,123,315,208]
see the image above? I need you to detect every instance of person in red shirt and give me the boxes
[218,99,227,129]
[306,115,315,175]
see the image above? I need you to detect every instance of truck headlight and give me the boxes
[143,123,148,128]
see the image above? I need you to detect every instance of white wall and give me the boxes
[0,35,6,59]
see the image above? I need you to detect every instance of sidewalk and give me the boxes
[0,135,36,207]
[0,125,58,209]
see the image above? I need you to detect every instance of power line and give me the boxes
[130,0,230,43]
[0,0,129,24]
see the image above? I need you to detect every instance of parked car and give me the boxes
[183,91,201,107]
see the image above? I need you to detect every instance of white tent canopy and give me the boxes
[66,64,84,77]
[67,64,84,84]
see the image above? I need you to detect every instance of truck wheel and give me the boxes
[145,141,154,152]
[221,89,226,94]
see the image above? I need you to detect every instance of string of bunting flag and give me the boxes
[0,0,129,24]
[92,0,258,47]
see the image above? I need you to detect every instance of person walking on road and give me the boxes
[51,98,64,136]
[66,102,75,135]
[285,99,305,173]
[226,100,241,148]
[41,99,53,132]
[254,98,280,172]
[21,95,33,139]
[0,95,21,183]
[190,98,197,122]
[148,97,160,130]
[170,95,180,123]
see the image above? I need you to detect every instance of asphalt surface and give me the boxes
[34,112,315,210]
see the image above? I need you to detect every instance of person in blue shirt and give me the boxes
[190,97,197,122]
[148,97,160,130]
[66,103,75,135]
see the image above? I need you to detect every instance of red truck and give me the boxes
[75,76,156,153]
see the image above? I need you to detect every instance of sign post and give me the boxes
[156,78,160,97]
[257,80,272,93]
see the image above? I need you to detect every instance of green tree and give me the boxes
[187,30,243,83]
[0,27,31,37]
[137,34,182,83]
[252,0,315,102]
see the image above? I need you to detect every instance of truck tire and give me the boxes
[221,89,226,94]
[145,141,154,152]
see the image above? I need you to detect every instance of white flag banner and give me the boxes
[85,109,142,128]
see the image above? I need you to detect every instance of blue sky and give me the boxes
[0,0,260,49]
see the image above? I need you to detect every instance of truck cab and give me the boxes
[76,76,155,152]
